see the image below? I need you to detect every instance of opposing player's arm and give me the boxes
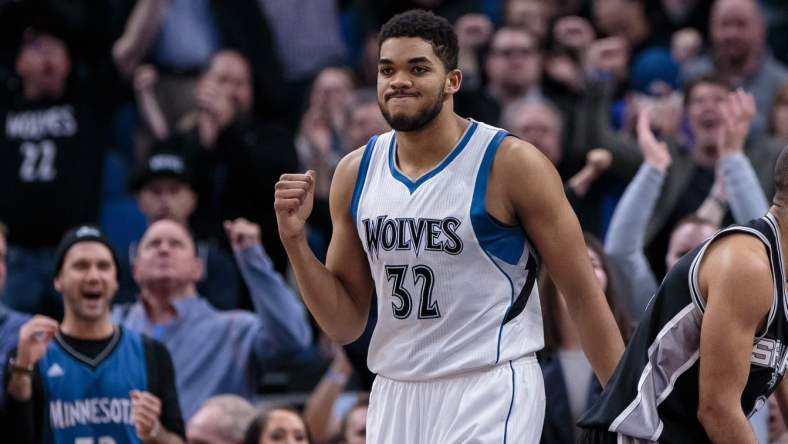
[697,234,773,444]
[275,148,374,344]
[494,137,624,384]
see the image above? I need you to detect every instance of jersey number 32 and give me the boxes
[385,264,441,319]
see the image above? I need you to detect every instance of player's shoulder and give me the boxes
[336,131,390,172]
[335,145,367,177]
[331,145,367,199]
[699,231,775,323]
[705,232,770,272]
[700,232,772,292]
[332,135,386,198]
[487,132,559,190]
[494,134,554,171]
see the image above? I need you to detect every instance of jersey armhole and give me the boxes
[470,131,532,266]
[688,227,778,339]
[350,135,377,225]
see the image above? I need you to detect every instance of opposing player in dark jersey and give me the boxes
[579,142,788,443]
[3,226,184,444]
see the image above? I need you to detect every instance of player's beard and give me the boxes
[380,87,445,132]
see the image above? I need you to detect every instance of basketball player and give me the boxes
[4,226,184,443]
[274,9,624,442]
[578,144,788,443]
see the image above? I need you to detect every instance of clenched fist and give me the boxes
[224,218,261,251]
[274,171,316,244]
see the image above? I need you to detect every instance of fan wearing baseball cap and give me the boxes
[3,226,185,443]
[118,147,242,310]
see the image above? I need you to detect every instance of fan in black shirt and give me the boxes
[1,15,126,319]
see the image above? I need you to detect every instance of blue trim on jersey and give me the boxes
[387,120,478,194]
[467,130,528,364]
[492,261,515,364]
[503,360,516,444]
[470,130,526,266]
[39,327,148,444]
[351,135,378,224]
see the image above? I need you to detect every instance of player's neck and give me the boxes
[393,112,468,178]
[61,314,114,340]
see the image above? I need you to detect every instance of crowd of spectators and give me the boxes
[1,0,787,442]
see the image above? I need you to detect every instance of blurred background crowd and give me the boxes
[0,0,787,443]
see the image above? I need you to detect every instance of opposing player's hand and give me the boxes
[130,390,163,441]
[16,315,59,367]
[275,171,316,243]
[224,217,261,251]
[637,108,671,172]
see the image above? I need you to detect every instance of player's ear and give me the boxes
[445,68,462,95]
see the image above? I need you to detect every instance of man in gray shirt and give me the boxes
[682,0,788,135]
[113,218,312,419]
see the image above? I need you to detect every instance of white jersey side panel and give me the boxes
[352,120,543,381]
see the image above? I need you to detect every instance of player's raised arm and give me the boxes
[274,148,374,344]
[495,137,624,384]
[696,234,773,444]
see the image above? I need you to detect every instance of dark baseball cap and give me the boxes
[53,225,119,278]
[129,149,194,193]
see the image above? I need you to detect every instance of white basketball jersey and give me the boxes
[352,120,544,381]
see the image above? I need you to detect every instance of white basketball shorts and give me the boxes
[367,354,545,444]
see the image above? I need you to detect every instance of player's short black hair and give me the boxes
[378,9,459,71]
[775,144,788,197]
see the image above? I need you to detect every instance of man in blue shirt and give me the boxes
[114,218,312,419]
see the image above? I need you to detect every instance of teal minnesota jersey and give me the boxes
[580,214,788,443]
[352,120,543,381]
[38,326,148,444]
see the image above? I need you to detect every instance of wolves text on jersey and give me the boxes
[6,105,78,140]
[362,216,463,261]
